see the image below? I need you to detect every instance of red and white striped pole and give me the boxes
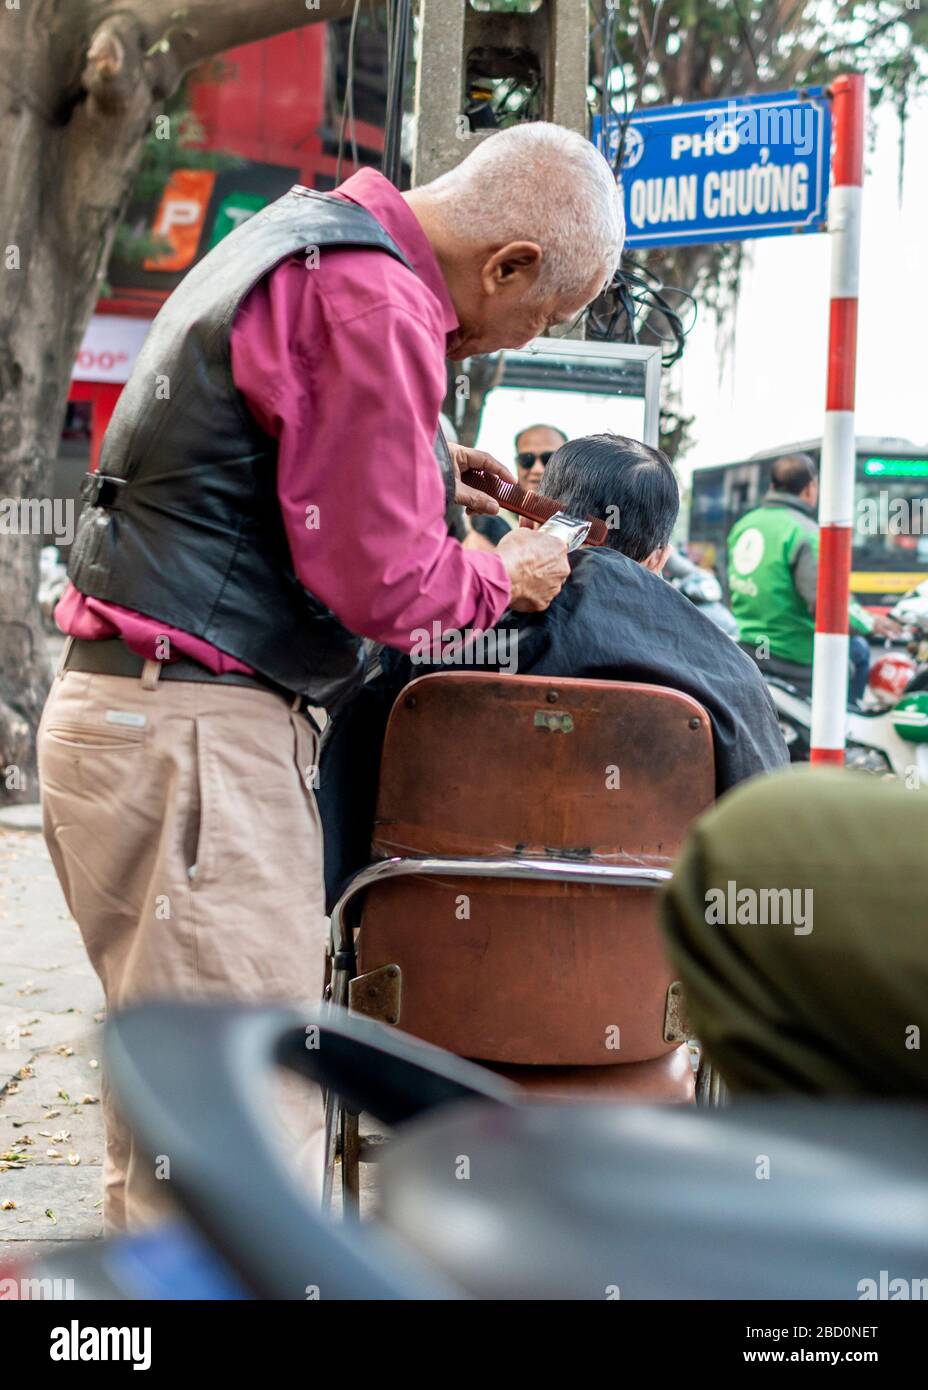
[810,73,865,766]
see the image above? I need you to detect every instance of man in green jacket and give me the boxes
[727,453,875,699]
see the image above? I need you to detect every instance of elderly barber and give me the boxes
[38,122,625,1230]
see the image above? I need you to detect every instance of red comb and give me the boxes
[460,470,608,546]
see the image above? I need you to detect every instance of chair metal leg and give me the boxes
[322,1089,340,1210]
[326,907,399,1216]
[696,1052,728,1107]
[341,1107,361,1217]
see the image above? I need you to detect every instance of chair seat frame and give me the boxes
[324,853,676,1212]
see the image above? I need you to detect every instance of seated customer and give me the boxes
[466,433,788,788]
[318,433,788,907]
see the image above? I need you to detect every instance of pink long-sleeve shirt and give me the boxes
[57,168,510,673]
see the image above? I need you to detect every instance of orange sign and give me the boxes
[144,170,217,272]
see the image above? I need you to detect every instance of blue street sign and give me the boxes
[593,88,832,249]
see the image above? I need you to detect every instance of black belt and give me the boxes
[62,637,296,703]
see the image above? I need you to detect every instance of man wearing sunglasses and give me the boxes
[515,423,567,492]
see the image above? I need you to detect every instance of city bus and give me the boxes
[688,436,928,610]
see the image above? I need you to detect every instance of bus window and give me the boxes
[729,480,751,513]
[854,476,928,568]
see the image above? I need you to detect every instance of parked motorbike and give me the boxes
[665,549,740,639]
[765,579,928,782]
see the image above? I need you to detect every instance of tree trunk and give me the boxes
[0,0,357,804]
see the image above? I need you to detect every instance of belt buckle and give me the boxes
[81,472,125,509]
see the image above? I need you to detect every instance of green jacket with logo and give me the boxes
[727,492,871,667]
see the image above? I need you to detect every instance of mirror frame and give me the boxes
[485,338,662,449]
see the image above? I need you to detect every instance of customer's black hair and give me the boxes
[770,453,817,495]
[539,432,679,562]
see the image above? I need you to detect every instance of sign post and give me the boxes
[810,74,866,766]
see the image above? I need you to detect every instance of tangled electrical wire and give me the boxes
[587,260,697,368]
[592,0,696,366]
[334,0,410,189]
[333,1,361,187]
[382,0,411,187]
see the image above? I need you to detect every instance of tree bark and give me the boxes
[0,0,357,803]
[444,355,506,449]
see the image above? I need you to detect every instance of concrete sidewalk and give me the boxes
[0,819,105,1261]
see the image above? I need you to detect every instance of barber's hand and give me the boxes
[448,444,515,516]
[496,527,570,613]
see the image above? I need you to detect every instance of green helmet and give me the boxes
[892,692,928,744]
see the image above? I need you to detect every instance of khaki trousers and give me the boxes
[37,666,329,1233]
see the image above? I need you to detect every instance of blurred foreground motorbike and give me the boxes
[765,579,928,779]
[3,1003,927,1300]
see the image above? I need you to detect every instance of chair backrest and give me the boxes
[357,673,714,1066]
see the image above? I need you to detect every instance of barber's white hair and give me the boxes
[422,122,625,300]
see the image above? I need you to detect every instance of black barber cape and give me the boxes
[317,547,789,909]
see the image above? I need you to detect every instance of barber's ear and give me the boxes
[482,241,543,296]
[642,544,672,573]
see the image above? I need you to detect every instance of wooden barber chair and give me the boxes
[326,672,716,1209]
